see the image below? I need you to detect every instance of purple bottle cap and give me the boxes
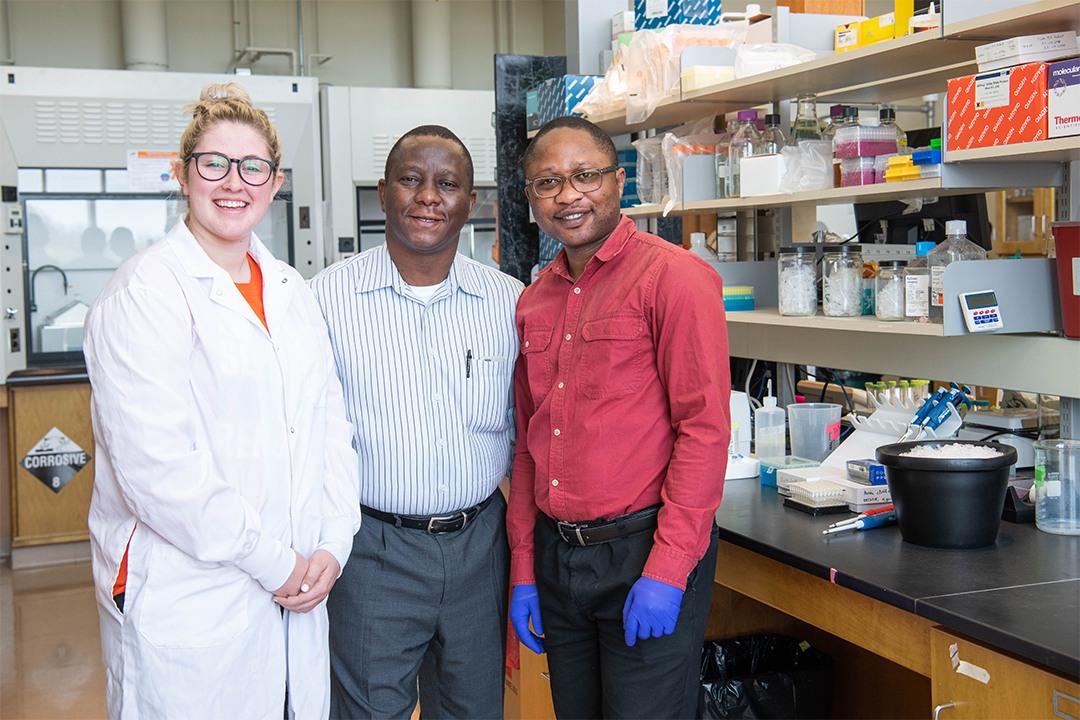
[830,105,846,117]
[737,110,758,121]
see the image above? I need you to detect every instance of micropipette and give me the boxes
[823,511,897,534]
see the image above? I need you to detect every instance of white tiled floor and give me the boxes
[0,561,108,720]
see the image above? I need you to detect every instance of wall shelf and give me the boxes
[945,137,1080,165]
[944,0,1080,39]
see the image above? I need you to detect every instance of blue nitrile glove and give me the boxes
[509,584,545,654]
[622,576,684,647]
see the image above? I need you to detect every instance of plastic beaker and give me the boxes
[786,403,842,462]
[1032,439,1080,536]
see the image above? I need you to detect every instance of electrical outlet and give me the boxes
[299,206,310,229]
[9,327,20,353]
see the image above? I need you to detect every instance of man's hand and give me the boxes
[622,576,683,647]
[509,584,546,654]
[275,549,341,614]
[272,550,308,598]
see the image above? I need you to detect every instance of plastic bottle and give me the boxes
[928,220,988,322]
[904,240,935,322]
[713,126,731,199]
[757,113,787,155]
[820,105,847,142]
[689,232,716,262]
[792,93,822,142]
[754,383,786,460]
[729,422,742,457]
[727,110,762,198]
[878,108,907,150]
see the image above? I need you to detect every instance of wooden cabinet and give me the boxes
[992,188,1056,257]
[7,382,94,548]
[931,628,1080,720]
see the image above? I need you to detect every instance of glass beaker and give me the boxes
[1032,439,1080,536]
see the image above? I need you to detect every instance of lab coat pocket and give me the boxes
[137,543,250,649]
[580,315,648,400]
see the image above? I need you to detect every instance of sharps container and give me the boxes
[1033,439,1080,536]
[786,403,842,462]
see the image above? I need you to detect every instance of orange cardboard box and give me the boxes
[947,62,1048,151]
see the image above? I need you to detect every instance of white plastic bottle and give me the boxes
[754,383,786,460]
[904,240,934,322]
[928,220,987,323]
[727,111,762,198]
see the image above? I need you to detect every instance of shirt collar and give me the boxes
[355,243,486,299]
[547,214,634,281]
[166,216,276,281]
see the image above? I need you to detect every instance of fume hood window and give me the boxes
[44,169,104,193]
[22,185,292,367]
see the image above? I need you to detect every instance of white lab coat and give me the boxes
[84,220,360,720]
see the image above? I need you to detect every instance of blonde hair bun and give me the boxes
[198,82,253,107]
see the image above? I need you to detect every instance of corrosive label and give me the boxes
[19,427,91,494]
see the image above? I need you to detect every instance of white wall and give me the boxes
[4,0,567,90]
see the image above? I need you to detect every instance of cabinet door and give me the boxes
[931,628,1080,720]
[9,383,94,546]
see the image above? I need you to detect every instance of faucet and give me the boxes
[30,264,68,313]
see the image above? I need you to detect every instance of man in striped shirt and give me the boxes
[310,125,523,720]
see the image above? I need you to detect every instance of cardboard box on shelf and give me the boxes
[1048,58,1080,139]
[536,75,602,126]
[947,62,1048,151]
[779,0,864,13]
[835,20,860,52]
[634,0,722,31]
[860,12,896,48]
[976,31,1077,74]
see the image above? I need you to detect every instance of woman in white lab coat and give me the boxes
[83,83,360,720]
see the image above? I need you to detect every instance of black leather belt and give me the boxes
[555,505,661,546]
[360,492,496,534]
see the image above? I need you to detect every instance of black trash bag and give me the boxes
[699,634,834,719]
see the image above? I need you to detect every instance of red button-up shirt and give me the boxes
[508,216,731,590]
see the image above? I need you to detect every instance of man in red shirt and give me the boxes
[507,115,731,718]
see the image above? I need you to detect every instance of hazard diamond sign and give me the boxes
[20,427,91,494]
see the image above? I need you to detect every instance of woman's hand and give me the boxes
[274,549,341,614]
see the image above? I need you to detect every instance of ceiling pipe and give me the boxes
[120,0,169,71]
[227,0,298,76]
[411,0,452,89]
[0,0,13,65]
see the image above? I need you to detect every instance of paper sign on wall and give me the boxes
[19,427,91,494]
[126,150,180,193]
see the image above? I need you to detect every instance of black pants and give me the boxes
[534,513,719,720]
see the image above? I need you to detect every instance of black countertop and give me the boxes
[714,478,1080,678]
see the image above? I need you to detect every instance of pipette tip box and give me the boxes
[759,456,819,488]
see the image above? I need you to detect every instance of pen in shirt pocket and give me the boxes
[466,349,473,379]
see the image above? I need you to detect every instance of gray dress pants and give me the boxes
[328,492,509,720]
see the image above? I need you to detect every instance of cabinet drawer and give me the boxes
[931,627,1079,720]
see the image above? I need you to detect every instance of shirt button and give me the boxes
[551,479,559,487]
[434,393,442,401]
[525,341,530,348]
[429,349,436,357]
[565,334,572,341]
[289,427,295,434]
[553,429,560,436]
[439,439,447,447]
[282,278,287,283]
[216,289,223,296]
[574,287,581,294]
[558,382,564,389]
[440,484,448,491]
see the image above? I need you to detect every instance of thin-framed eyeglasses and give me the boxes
[187,152,277,187]
[525,165,618,199]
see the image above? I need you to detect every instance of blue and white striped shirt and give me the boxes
[310,244,523,515]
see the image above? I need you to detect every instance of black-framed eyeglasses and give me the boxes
[525,165,618,198]
[187,152,277,187]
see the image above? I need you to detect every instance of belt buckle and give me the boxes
[557,521,586,545]
[426,512,464,534]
